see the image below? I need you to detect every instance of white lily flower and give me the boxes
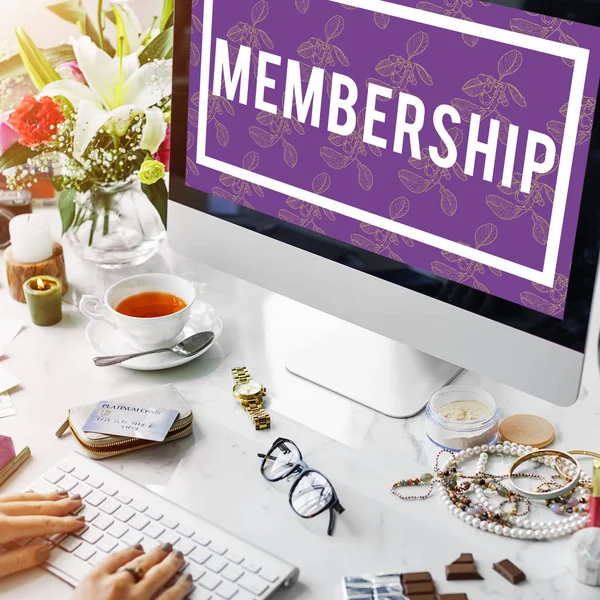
[41,36,171,161]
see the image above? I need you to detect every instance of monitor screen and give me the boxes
[172,0,600,352]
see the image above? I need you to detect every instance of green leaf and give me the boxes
[15,28,61,91]
[0,44,75,82]
[139,26,174,64]
[160,0,174,32]
[142,178,168,228]
[47,1,115,56]
[0,144,38,172]
[59,189,77,234]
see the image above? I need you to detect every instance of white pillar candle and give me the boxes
[9,214,53,263]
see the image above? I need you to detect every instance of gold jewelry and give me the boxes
[122,566,144,583]
[509,449,581,500]
[231,367,271,430]
[555,450,600,479]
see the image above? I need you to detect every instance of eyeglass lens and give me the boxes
[262,441,301,481]
[291,471,334,517]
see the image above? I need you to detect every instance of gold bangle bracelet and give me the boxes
[509,449,581,500]
[555,450,600,480]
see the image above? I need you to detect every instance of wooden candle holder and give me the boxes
[5,242,68,303]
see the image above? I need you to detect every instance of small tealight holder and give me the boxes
[23,275,63,326]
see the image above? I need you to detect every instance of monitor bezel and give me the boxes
[170,0,600,355]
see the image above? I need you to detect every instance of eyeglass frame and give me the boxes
[258,437,345,536]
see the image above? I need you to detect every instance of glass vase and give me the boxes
[66,176,166,269]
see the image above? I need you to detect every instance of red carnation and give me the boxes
[154,124,171,170]
[8,96,65,148]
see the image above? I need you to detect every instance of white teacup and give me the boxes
[79,274,197,348]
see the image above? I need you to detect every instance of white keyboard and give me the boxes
[22,452,299,599]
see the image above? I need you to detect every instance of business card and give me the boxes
[83,401,179,442]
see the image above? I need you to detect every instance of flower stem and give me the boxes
[97,0,105,51]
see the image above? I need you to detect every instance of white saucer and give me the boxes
[85,301,223,371]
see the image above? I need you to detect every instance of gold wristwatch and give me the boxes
[231,367,271,430]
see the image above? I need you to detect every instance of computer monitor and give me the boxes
[170,0,600,415]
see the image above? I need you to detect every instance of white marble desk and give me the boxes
[0,220,599,600]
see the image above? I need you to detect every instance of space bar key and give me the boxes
[46,547,93,583]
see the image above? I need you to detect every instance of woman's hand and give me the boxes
[73,543,193,600]
[0,490,85,579]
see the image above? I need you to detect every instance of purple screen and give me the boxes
[185,0,600,319]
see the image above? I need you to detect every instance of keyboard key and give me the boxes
[192,534,211,547]
[107,522,128,539]
[72,468,89,481]
[185,564,205,581]
[190,547,211,565]
[88,550,106,566]
[222,564,243,582]
[81,528,103,545]
[96,535,118,553]
[56,460,75,474]
[259,570,279,583]
[159,530,180,546]
[71,502,85,515]
[30,479,58,495]
[47,546,93,579]
[48,533,67,544]
[122,530,143,546]
[93,514,114,531]
[144,523,165,539]
[79,506,99,523]
[130,499,148,512]
[60,536,82,553]
[57,475,78,492]
[71,483,92,499]
[199,572,221,591]
[43,469,65,485]
[209,542,227,556]
[74,542,96,561]
[129,514,150,531]
[86,476,103,489]
[205,556,227,574]
[73,525,89,537]
[146,507,163,521]
[238,572,268,595]
[190,589,214,600]
[242,561,260,574]
[215,581,238,599]
[100,499,120,515]
[116,493,132,505]
[225,551,243,564]
[176,538,196,556]
[86,491,106,507]
[177,525,195,538]
[114,506,135,522]
[101,484,117,497]
[162,517,179,529]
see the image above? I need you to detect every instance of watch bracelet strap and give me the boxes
[231,366,271,430]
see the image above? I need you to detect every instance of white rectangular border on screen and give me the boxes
[195,0,590,286]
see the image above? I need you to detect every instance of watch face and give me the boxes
[234,380,262,396]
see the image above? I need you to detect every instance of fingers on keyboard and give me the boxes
[94,545,145,574]
[9,515,86,539]
[137,550,186,596]
[0,491,68,504]
[157,573,193,600]
[0,498,82,517]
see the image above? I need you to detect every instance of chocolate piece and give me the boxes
[493,559,526,584]
[439,594,469,600]
[445,563,483,580]
[403,581,436,595]
[407,595,437,600]
[453,554,474,564]
[401,572,433,584]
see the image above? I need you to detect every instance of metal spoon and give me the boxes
[93,331,215,367]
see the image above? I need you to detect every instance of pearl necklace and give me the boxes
[392,441,592,541]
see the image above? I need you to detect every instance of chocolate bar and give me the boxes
[407,595,437,600]
[438,594,468,600]
[453,554,474,564]
[403,581,436,595]
[445,563,483,580]
[401,572,433,584]
[493,559,526,584]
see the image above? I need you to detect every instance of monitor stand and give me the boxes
[286,325,463,419]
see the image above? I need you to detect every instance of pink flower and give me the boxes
[154,123,171,170]
[62,61,86,84]
[0,121,20,155]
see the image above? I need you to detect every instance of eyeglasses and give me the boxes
[258,437,345,536]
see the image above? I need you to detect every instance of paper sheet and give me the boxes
[0,320,23,353]
[0,392,16,419]
[0,367,20,395]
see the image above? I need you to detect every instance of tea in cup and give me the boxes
[79,273,197,348]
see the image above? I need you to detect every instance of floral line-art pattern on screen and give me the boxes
[510,13,580,68]
[351,196,413,262]
[398,127,467,217]
[279,172,337,234]
[547,96,597,147]
[451,49,528,146]
[339,3,392,30]
[485,153,557,246]
[416,0,491,47]
[212,151,264,209]
[431,223,502,293]
[520,273,568,316]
